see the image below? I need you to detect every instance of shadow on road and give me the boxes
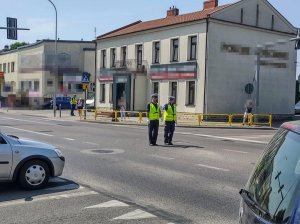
[162,144,204,149]
[0,177,79,203]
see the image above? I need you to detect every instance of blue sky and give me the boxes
[0,0,299,75]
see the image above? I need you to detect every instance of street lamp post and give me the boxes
[47,0,57,117]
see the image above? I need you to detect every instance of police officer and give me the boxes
[147,93,161,146]
[163,96,177,145]
[70,94,77,116]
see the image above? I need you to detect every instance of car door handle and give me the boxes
[0,161,9,164]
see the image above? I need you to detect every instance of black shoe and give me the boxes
[153,144,158,146]
[168,142,173,145]
[149,143,154,146]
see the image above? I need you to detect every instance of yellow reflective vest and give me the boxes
[71,97,77,105]
[164,104,176,121]
[149,103,160,121]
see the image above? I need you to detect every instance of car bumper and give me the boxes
[49,157,65,177]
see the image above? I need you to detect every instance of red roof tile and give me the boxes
[98,5,231,40]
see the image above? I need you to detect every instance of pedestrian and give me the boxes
[163,96,177,145]
[243,99,253,126]
[147,93,161,146]
[77,98,83,117]
[120,105,126,120]
[70,94,77,116]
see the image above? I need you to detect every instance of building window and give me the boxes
[101,50,106,68]
[256,4,259,27]
[271,15,275,30]
[7,63,10,73]
[11,62,15,72]
[47,80,53,86]
[100,84,106,102]
[3,63,6,73]
[170,82,177,103]
[189,36,197,60]
[0,64,2,71]
[153,42,160,64]
[111,48,116,68]
[121,46,127,67]
[152,82,159,94]
[34,81,39,91]
[241,8,244,24]
[187,81,195,105]
[171,39,179,62]
[109,83,113,103]
[136,44,143,66]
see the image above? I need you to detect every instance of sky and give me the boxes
[0,0,299,75]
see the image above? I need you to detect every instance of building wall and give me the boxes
[206,20,296,114]
[96,21,207,112]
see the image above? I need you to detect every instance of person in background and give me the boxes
[147,94,161,146]
[120,105,126,120]
[243,99,253,126]
[70,94,77,116]
[77,98,83,117]
[163,96,177,145]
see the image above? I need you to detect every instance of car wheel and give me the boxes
[19,160,50,190]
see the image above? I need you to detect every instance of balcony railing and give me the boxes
[113,59,148,73]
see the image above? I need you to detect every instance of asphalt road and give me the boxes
[0,113,278,224]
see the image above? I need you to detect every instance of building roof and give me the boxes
[97,4,231,40]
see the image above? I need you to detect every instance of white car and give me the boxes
[296,101,300,114]
[86,97,95,109]
[0,133,65,190]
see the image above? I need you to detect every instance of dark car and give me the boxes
[239,121,300,224]
[43,96,71,109]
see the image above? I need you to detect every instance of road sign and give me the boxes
[82,73,90,83]
[7,17,17,40]
[82,83,89,91]
[245,83,254,94]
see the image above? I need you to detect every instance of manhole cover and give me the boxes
[81,148,124,155]
[92,149,114,154]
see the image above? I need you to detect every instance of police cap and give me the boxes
[168,96,175,101]
[151,93,158,98]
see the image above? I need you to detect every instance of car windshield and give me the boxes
[247,128,300,223]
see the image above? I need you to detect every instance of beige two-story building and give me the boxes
[96,0,297,116]
[0,39,95,107]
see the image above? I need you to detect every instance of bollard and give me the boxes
[79,109,82,120]
[228,114,233,126]
[198,114,201,126]
[94,109,97,120]
[114,111,118,122]
[139,112,142,124]
[269,114,273,128]
[59,104,62,118]
[249,114,254,126]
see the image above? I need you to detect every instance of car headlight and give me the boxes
[54,149,64,158]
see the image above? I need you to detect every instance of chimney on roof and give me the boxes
[167,6,179,17]
[203,0,218,10]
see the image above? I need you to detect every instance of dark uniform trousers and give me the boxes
[148,120,159,145]
[71,104,76,116]
[164,121,175,144]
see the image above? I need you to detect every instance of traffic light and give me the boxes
[7,17,17,40]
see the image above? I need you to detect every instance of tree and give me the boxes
[9,42,28,50]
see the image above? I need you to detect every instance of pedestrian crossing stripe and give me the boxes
[113,209,157,220]
[85,200,129,209]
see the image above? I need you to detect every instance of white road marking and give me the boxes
[2,126,53,137]
[223,149,248,154]
[176,132,268,144]
[196,163,230,172]
[84,142,99,146]
[64,138,75,141]
[113,209,157,220]
[85,200,129,209]
[150,155,175,160]
[1,116,57,126]
[0,190,98,208]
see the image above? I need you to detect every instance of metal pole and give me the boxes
[255,49,260,116]
[47,0,57,117]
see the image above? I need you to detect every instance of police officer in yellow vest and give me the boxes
[163,96,177,145]
[70,94,77,116]
[147,93,161,146]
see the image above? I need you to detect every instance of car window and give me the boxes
[0,136,7,144]
[247,129,300,223]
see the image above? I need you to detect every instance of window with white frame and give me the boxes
[11,62,15,72]
[101,49,106,68]
[171,39,179,62]
[3,63,6,73]
[121,46,127,67]
[100,84,106,102]
[136,44,143,66]
[170,81,177,103]
[0,64,2,71]
[109,83,113,103]
[186,81,195,105]
[111,48,116,68]
[152,82,159,94]
[153,42,160,64]
[189,36,197,61]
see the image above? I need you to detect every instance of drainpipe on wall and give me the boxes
[203,17,210,114]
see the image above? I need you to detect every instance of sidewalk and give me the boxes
[0,108,282,130]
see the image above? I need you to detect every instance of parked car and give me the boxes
[86,97,95,109]
[43,96,71,109]
[0,132,65,190]
[239,121,300,224]
[295,101,300,114]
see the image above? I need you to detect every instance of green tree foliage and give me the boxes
[9,42,28,50]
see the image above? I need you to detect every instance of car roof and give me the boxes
[281,121,300,135]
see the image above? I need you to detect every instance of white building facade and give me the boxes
[96,0,297,115]
[0,40,95,107]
